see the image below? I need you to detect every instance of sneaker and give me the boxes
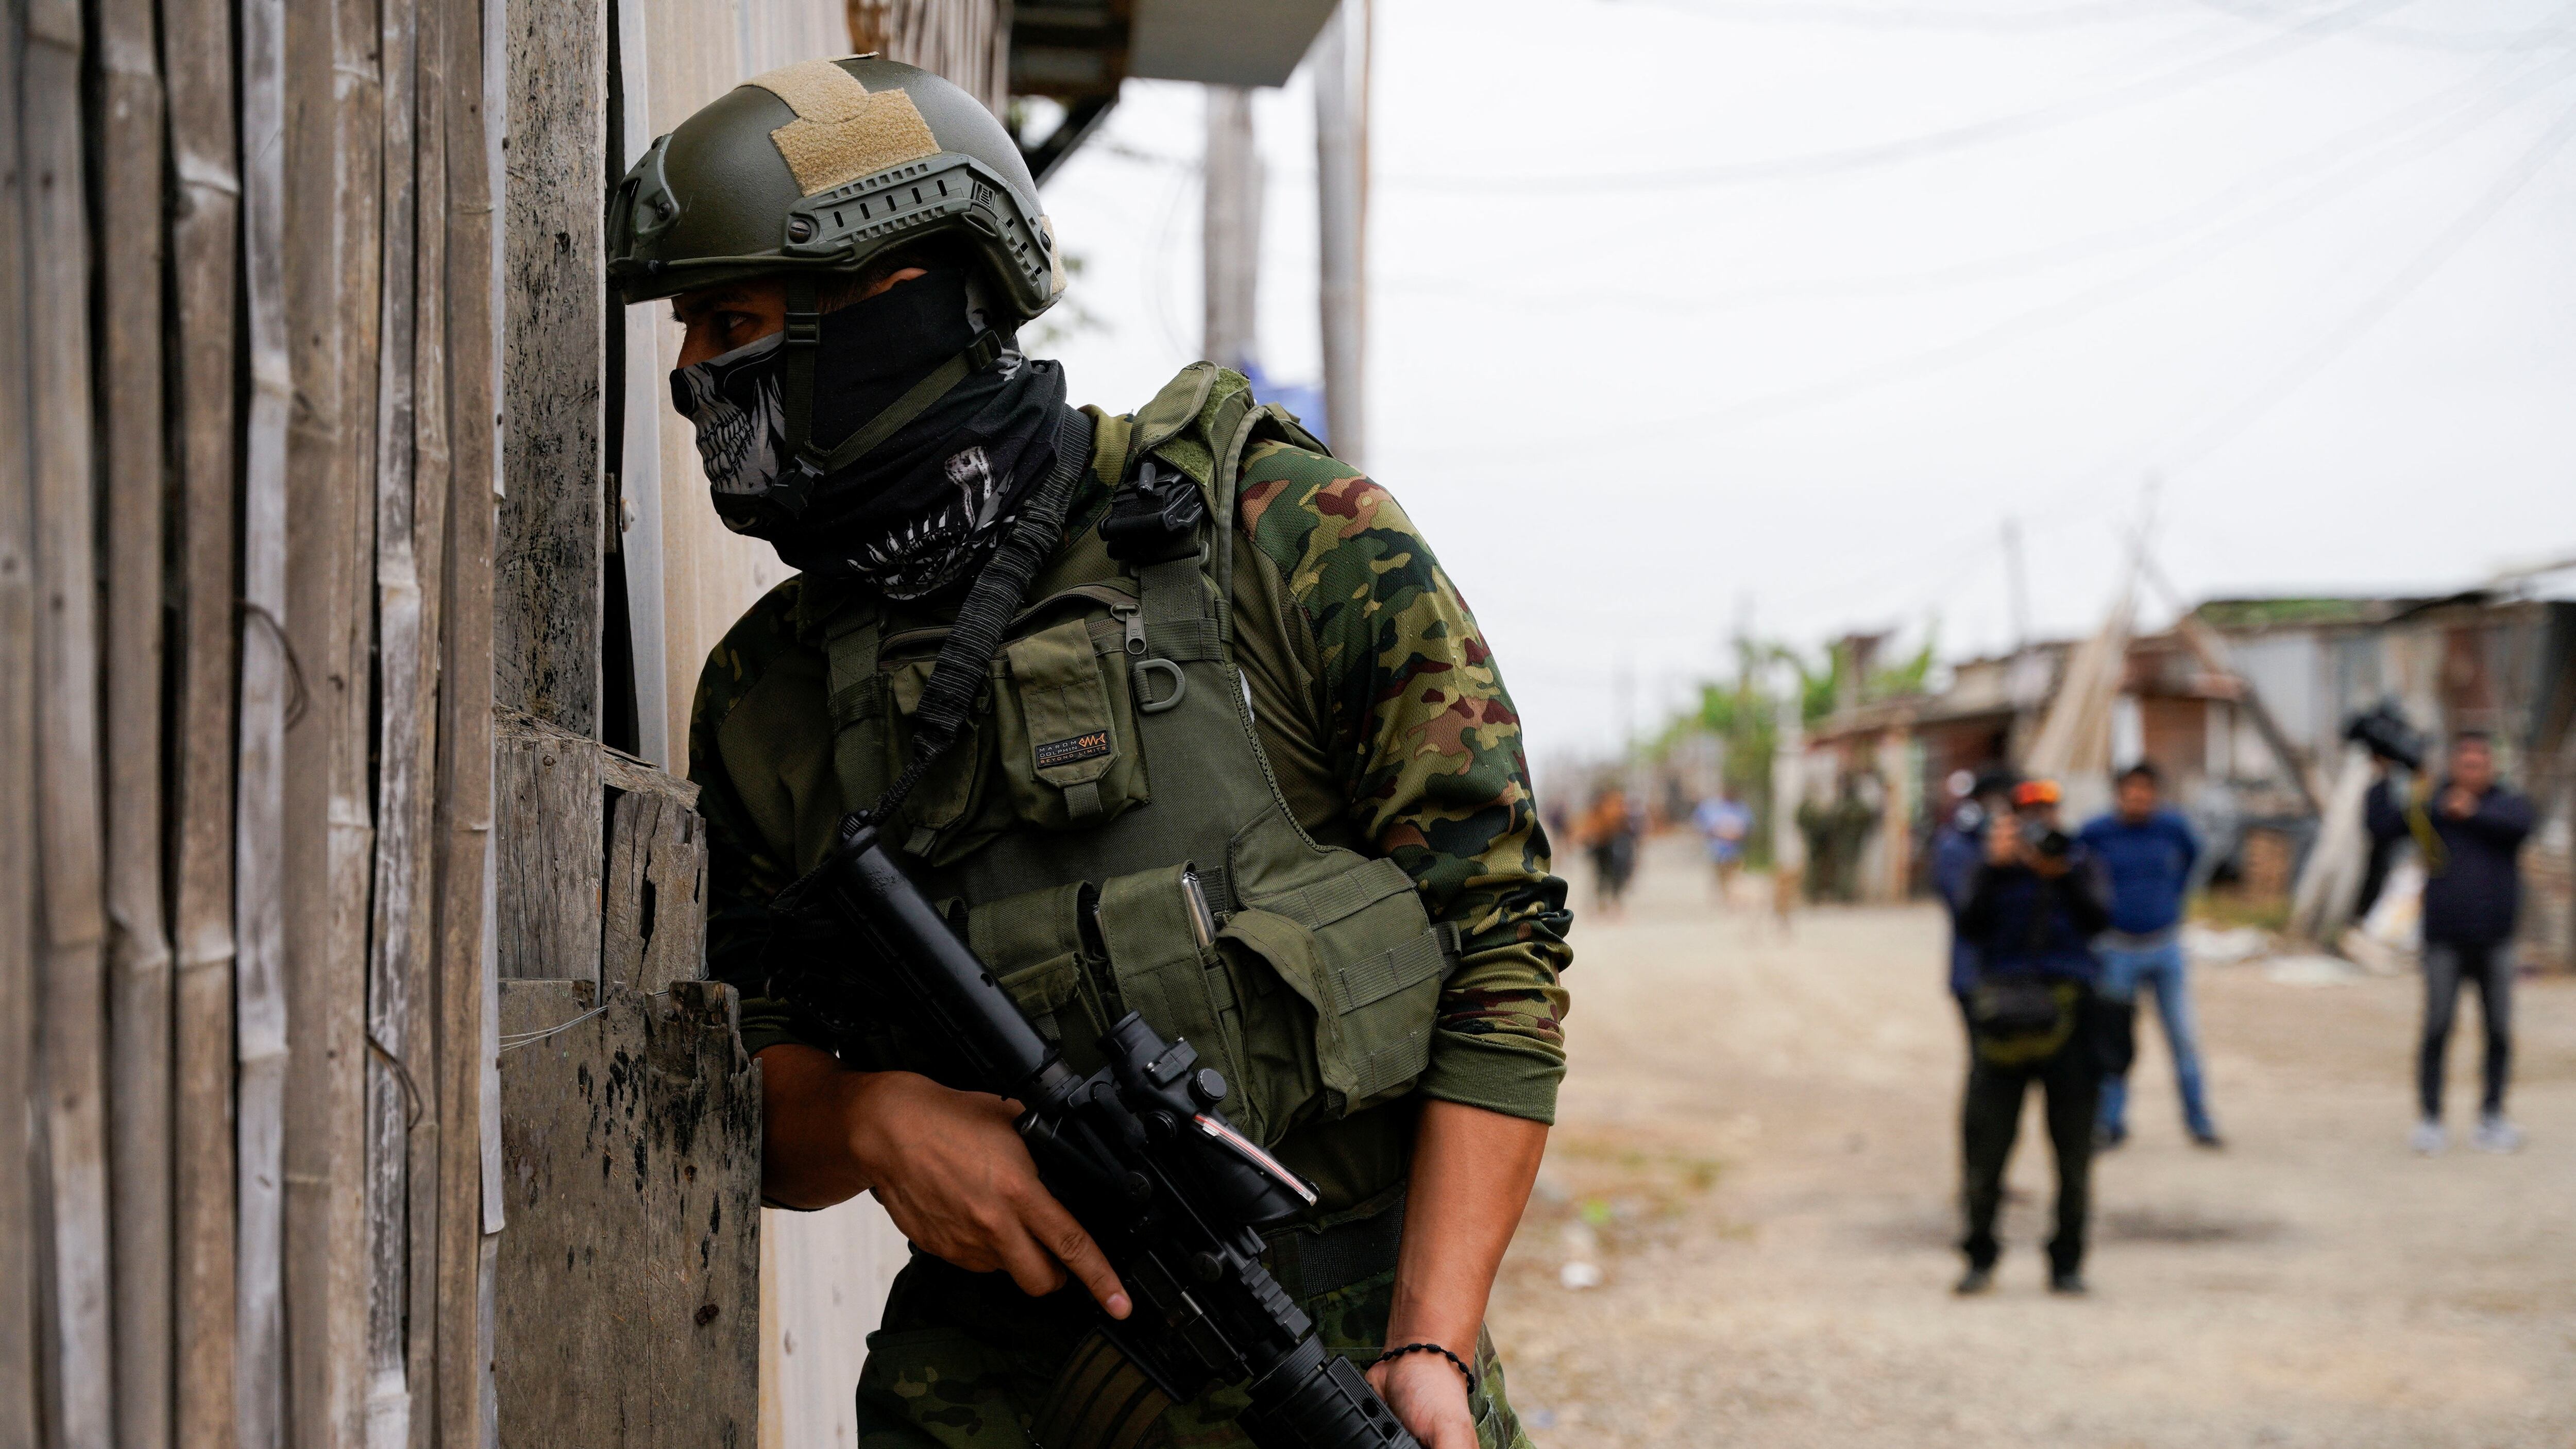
[2048,1269,2089,1296]
[1953,1265,1995,1296]
[2190,1128,2226,1150]
[2473,1115,2524,1154]
[2410,1119,2447,1156]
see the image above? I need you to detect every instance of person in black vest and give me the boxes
[2367,732,2537,1154]
[1953,779,2112,1297]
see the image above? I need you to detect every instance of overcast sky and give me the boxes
[1033,0,2576,761]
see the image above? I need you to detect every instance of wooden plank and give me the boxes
[496,0,606,735]
[96,0,175,1440]
[24,0,116,1440]
[406,1,453,1443]
[280,0,372,1440]
[161,0,244,1435]
[366,0,427,1434]
[494,710,603,983]
[430,0,499,1435]
[602,788,708,995]
[235,0,294,1437]
[494,981,760,1449]
[0,3,42,1437]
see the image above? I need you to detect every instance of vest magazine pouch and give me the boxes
[1090,863,1266,1133]
[878,655,1006,865]
[993,615,1150,832]
[964,879,1111,1069]
[1233,854,1452,1122]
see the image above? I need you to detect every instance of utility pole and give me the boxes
[1313,0,1368,467]
[1202,87,1262,371]
[2001,517,2031,653]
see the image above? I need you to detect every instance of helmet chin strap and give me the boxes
[771,271,1013,508]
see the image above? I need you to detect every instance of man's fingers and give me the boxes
[990,1220,1071,1300]
[1023,1194,1131,1319]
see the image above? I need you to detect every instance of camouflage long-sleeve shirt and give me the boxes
[690,428,1572,1123]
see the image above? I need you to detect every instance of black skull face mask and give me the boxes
[669,329,786,498]
[669,269,1068,602]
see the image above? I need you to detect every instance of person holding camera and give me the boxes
[1954,779,2113,1297]
[2366,732,2537,1154]
[2079,761,2219,1150]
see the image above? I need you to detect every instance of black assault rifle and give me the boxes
[792,815,1421,1449]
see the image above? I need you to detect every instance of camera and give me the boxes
[2345,701,2426,772]
[2020,820,2071,860]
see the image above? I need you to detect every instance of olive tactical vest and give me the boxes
[815,365,1457,1180]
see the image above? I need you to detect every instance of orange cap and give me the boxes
[2013,779,2061,808]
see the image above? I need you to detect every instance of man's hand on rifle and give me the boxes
[757,1044,1132,1320]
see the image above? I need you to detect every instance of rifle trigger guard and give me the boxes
[1134,658,1187,714]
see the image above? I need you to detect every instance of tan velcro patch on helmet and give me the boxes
[746,58,940,197]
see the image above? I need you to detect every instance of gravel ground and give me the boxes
[1486,836,2576,1448]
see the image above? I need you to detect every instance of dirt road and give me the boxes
[1486,837,2575,1448]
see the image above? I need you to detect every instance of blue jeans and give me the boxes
[2096,937,2214,1137]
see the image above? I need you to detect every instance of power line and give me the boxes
[2155,91,2576,474]
[1692,52,2576,422]
[1380,30,2575,316]
[1631,0,2195,34]
[2183,0,2576,52]
[1391,0,2418,193]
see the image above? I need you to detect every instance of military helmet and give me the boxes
[607,54,1064,321]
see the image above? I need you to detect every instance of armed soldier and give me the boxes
[607,57,1569,1449]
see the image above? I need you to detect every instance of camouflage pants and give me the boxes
[855,1253,1535,1449]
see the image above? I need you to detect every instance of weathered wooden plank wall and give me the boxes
[5,0,500,1439]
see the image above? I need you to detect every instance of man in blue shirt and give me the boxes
[2079,761,2219,1149]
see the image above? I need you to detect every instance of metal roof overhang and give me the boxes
[1010,0,1340,180]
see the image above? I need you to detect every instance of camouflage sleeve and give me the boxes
[1238,442,1572,1124]
[689,580,834,1062]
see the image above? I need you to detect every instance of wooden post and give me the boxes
[1312,0,1367,468]
[0,4,43,1436]
[162,0,245,1434]
[25,0,117,1439]
[96,0,175,1440]
[494,981,760,1449]
[497,0,607,735]
[235,0,295,1437]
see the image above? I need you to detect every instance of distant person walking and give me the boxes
[1581,786,1641,917]
[2080,762,2219,1149]
[2367,732,2537,1154]
[1955,779,2110,1297]
[1693,788,1753,905]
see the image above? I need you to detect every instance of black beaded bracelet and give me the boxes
[1372,1341,1478,1396]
